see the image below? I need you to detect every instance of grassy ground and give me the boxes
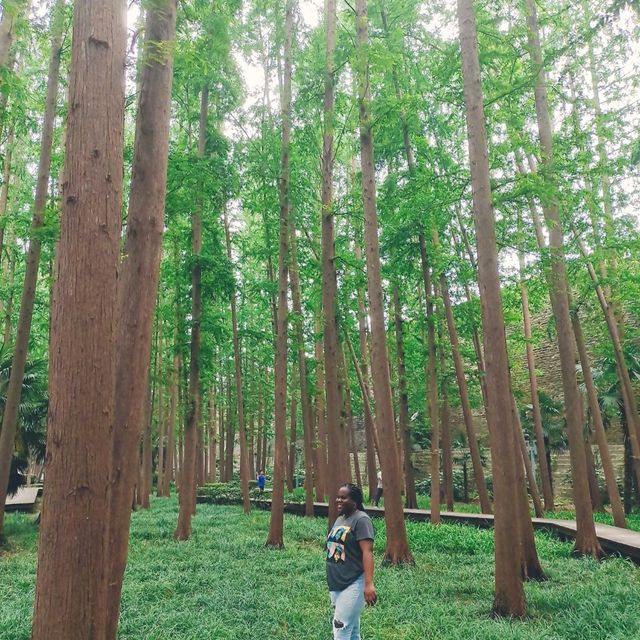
[1,498,639,640]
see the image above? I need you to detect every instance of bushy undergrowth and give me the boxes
[1,499,639,639]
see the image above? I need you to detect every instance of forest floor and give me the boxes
[1,498,640,639]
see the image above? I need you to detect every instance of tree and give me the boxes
[355,0,412,566]
[456,0,525,617]
[523,0,602,557]
[105,1,178,633]
[31,0,127,634]
[0,0,64,540]
[265,0,294,549]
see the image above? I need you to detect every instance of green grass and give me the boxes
[1,498,640,639]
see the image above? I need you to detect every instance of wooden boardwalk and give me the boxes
[4,486,39,512]
[243,499,640,564]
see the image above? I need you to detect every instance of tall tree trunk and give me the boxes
[342,348,362,489]
[208,386,217,484]
[392,285,417,509]
[140,385,153,510]
[31,0,126,633]
[322,0,349,525]
[438,320,454,511]
[287,363,298,491]
[266,0,293,549]
[218,378,226,482]
[572,231,640,489]
[0,0,64,538]
[0,126,14,262]
[175,84,208,540]
[289,225,315,516]
[225,367,234,482]
[571,306,626,526]
[2,241,15,345]
[518,247,554,511]
[457,0,526,616]
[355,243,377,501]
[524,0,602,557]
[356,0,412,565]
[436,262,491,514]
[163,348,179,496]
[224,209,251,513]
[314,310,328,500]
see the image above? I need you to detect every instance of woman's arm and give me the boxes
[358,539,377,605]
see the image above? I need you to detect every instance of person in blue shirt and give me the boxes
[257,469,266,493]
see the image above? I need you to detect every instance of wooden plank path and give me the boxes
[237,499,640,564]
[4,486,39,512]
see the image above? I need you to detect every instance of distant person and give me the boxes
[257,470,266,494]
[373,470,383,507]
[325,484,376,639]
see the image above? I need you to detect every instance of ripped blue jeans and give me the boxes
[329,574,365,640]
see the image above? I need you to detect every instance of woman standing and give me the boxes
[325,484,377,639]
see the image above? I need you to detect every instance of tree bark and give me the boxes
[523,0,602,557]
[314,310,328,500]
[457,0,526,616]
[265,0,293,549]
[224,208,251,513]
[518,247,554,511]
[356,0,412,565]
[392,285,418,509]
[571,306,626,526]
[0,0,64,538]
[355,243,377,501]
[289,225,315,516]
[287,363,298,491]
[175,84,208,540]
[322,0,349,526]
[436,262,492,514]
[438,320,454,511]
[31,0,126,634]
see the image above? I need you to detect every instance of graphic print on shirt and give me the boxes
[326,525,351,563]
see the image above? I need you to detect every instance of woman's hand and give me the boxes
[364,582,377,605]
[359,539,377,605]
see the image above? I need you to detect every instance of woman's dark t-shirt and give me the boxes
[325,510,375,591]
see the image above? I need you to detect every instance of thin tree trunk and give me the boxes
[523,0,602,557]
[342,348,362,489]
[31,0,126,633]
[356,0,412,565]
[2,247,15,345]
[208,386,217,484]
[436,262,491,514]
[571,306,626,526]
[175,84,207,540]
[457,0,526,615]
[0,0,64,537]
[287,362,298,491]
[314,310,328,500]
[225,367,234,482]
[513,396,544,518]
[518,247,554,511]
[140,386,153,510]
[0,127,15,262]
[266,0,293,549]
[392,285,417,509]
[572,231,640,489]
[438,320,454,511]
[163,348,179,496]
[289,226,315,516]
[224,209,251,513]
[322,0,349,525]
[355,243,377,501]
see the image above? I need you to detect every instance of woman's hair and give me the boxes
[341,483,365,511]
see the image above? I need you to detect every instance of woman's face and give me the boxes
[336,486,356,516]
